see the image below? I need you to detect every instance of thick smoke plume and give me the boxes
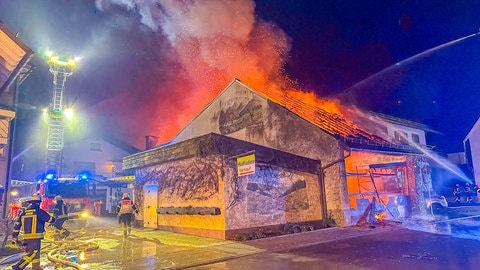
[93,0,293,149]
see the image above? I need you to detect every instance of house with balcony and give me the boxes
[0,23,33,209]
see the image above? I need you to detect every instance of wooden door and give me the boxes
[143,184,158,228]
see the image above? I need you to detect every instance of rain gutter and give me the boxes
[318,145,352,225]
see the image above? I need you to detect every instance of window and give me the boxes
[411,133,420,144]
[90,142,101,151]
[465,139,473,170]
[394,131,408,142]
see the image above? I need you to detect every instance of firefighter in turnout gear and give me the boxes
[11,195,55,270]
[52,195,70,239]
[453,184,461,202]
[116,193,138,238]
[465,183,473,203]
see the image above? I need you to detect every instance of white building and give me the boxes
[62,136,138,214]
[464,116,480,184]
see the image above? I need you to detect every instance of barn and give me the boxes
[123,79,432,239]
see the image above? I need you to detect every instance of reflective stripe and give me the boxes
[22,233,44,239]
[19,249,37,267]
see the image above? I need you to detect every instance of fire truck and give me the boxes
[36,52,92,218]
[37,172,91,218]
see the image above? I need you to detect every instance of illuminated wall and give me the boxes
[345,150,409,209]
[173,79,348,226]
[138,79,429,227]
[126,133,323,240]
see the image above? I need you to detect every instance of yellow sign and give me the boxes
[237,153,255,176]
[110,175,136,181]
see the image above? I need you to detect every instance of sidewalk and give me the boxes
[130,223,401,269]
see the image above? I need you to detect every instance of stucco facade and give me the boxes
[173,80,349,225]
[125,79,432,238]
[125,134,323,239]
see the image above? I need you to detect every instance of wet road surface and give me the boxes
[2,214,479,269]
[201,228,480,270]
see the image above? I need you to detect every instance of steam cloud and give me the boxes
[93,0,292,149]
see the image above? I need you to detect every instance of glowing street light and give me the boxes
[64,108,73,119]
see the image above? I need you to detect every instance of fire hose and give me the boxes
[46,240,99,270]
[43,231,100,269]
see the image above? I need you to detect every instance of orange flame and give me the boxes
[375,211,387,221]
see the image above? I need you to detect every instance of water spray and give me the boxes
[358,111,471,182]
[340,30,480,95]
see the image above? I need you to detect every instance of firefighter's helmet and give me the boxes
[18,198,26,203]
[122,193,129,199]
[54,195,63,202]
[27,194,41,203]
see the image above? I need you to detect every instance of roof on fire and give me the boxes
[227,79,422,153]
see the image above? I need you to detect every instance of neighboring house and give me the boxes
[62,136,139,215]
[124,79,434,239]
[0,23,33,210]
[463,116,480,184]
[367,112,431,147]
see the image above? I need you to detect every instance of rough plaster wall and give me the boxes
[224,162,322,230]
[133,152,322,232]
[173,82,261,143]
[135,155,226,231]
[261,101,350,226]
[413,155,432,216]
[172,81,350,225]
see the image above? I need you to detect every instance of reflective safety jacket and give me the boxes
[116,198,137,215]
[12,206,55,240]
[53,200,69,219]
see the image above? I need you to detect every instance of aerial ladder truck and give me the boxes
[36,52,90,217]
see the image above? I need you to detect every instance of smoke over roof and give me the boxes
[92,0,295,149]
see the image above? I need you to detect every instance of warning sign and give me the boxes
[237,153,255,176]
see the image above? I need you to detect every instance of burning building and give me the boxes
[123,79,433,239]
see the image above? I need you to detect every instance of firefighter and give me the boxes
[93,199,103,216]
[52,195,70,238]
[116,193,138,238]
[11,194,55,270]
[18,197,28,210]
[465,183,473,203]
[9,200,20,220]
[453,184,461,202]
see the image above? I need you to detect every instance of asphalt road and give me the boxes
[200,228,480,270]
[2,215,480,270]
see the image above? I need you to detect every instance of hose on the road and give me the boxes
[44,229,99,269]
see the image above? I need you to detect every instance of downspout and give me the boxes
[318,145,352,226]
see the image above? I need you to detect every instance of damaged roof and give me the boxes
[234,79,421,153]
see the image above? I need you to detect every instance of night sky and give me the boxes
[1,0,480,178]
